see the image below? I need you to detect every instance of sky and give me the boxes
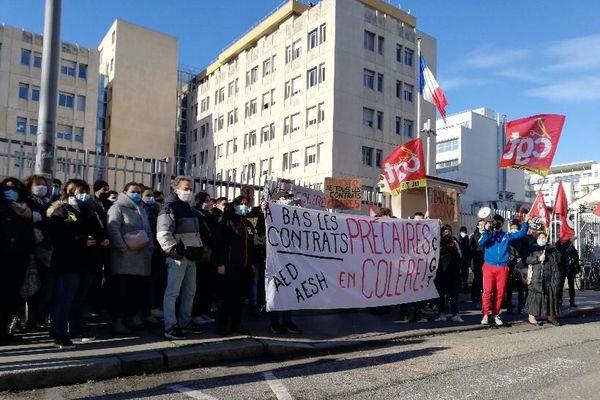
[2,0,598,165]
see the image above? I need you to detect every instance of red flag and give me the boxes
[529,192,550,228]
[499,114,565,176]
[367,203,377,217]
[554,181,574,242]
[594,204,600,218]
[381,138,427,197]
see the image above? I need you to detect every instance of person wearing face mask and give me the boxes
[24,175,53,330]
[214,196,255,336]
[47,179,109,349]
[51,179,62,202]
[0,178,34,344]
[434,225,463,323]
[457,226,472,293]
[157,176,205,340]
[107,182,154,333]
[192,192,218,326]
[93,180,111,213]
[478,214,529,326]
[525,232,563,326]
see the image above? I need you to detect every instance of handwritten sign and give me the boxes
[427,187,458,222]
[262,179,295,201]
[324,178,362,210]
[265,204,440,311]
[294,185,326,211]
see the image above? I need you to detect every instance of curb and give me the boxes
[2,305,599,391]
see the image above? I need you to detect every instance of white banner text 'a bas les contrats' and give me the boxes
[265,204,440,311]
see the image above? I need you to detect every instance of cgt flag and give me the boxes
[382,138,427,197]
[529,191,550,229]
[500,114,566,176]
[554,181,575,242]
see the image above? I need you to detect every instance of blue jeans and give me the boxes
[163,257,196,331]
[51,272,94,340]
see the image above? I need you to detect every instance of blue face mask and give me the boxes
[128,193,142,203]
[234,205,249,216]
[51,186,60,198]
[143,196,155,205]
[3,189,18,203]
[75,193,91,203]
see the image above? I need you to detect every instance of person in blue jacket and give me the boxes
[478,214,529,326]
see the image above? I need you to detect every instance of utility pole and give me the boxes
[34,0,62,177]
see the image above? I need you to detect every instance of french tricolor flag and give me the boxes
[419,55,448,123]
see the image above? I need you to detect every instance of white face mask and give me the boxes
[32,185,48,197]
[459,232,467,238]
[537,239,547,247]
[177,190,194,203]
[202,202,212,211]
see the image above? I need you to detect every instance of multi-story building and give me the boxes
[98,19,178,159]
[185,0,438,196]
[0,24,99,152]
[525,161,600,207]
[435,107,526,213]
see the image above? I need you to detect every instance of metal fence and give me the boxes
[0,137,170,191]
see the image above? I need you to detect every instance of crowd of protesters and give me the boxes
[0,174,579,349]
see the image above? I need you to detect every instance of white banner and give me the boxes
[265,204,440,311]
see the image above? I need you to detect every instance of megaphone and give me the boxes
[477,206,492,220]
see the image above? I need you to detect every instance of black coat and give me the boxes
[526,245,563,295]
[47,201,108,274]
[0,201,34,255]
[215,215,255,273]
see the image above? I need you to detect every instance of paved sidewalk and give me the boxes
[1,291,599,391]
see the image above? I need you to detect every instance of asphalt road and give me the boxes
[5,314,600,400]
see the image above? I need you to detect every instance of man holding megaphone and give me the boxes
[478,214,529,326]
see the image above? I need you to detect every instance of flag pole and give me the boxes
[417,38,430,217]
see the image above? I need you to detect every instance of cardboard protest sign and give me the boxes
[262,178,295,201]
[265,204,440,311]
[324,178,362,210]
[427,187,458,222]
[294,185,326,210]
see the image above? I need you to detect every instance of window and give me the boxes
[377,35,384,55]
[306,145,317,165]
[269,123,275,140]
[263,58,271,77]
[307,67,318,88]
[191,154,197,168]
[271,55,277,73]
[375,149,383,168]
[363,107,374,128]
[318,102,325,122]
[215,144,223,159]
[320,24,327,43]
[245,99,257,117]
[364,30,375,51]
[61,59,76,77]
[396,81,402,98]
[436,159,459,173]
[284,80,292,99]
[215,87,225,104]
[319,63,325,83]
[285,45,292,64]
[247,66,258,86]
[77,95,86,112]
[248,130,257,148]
[404,48,414,66]
[78,64,88,79]
[228,79,238,96]
[261,125,271,143]
[200,97,210,113]
[376,111,383,130]
[396,44,402,62]
[291,112,301,132]
[290,150,300,169]
[200,123,208,138]
[283,153,289,170]
[291,75,301,96]
[21,49,31,66]
[292,40,302,60]
[307,106,317,126]
[437,139,459,153]
[16,117,27,135]
[395,117,401,135]
[270,88,276,106]
[57,124,73,141]
[308,29,319,50]
[262,91,270,109]
[58,91,74,108]
[33,52,42,68]
[18,83,29,100]
[377,73,384,92]
[363,69,375,89]
[29,119,38,135]
[403,119,413,137]
[74,127,84,143]
[193,129,198,142]
[284,116,290,135]
[404,83,414,102]
[362,146,374,166]
[31,86,40,102]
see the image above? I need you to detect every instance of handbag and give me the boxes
[20,255,41,298]
[123,230,149,251]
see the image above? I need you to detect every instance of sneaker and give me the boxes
[283,322,303,334]
[181,322,206,334]
[164,325,186,340]
[112,319,133,335]
[270,323,287,334]
[481,315,489,325]
[54,338,75,350]
[70,331,96,343]
[450,314,464,323]
[435,313,447,322]
[150,308,164,319]
[494,315,504,326]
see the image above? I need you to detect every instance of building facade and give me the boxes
[435,107,526,213]
[185,0,437,194]
[0,24,99,152]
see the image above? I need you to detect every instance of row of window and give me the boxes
[436,158,459,173]
[362,107,413,137]
[361,146,384,168]
[16,116,84,143]
[436,138,459,153]
[363,30,414,66]
[363,69,414,101]
[20,49,88,79]
[18,83,86,111]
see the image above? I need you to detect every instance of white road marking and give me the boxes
[168,384,220,400]
[263,371,294,400]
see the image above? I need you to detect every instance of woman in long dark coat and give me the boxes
[525,232,563,326]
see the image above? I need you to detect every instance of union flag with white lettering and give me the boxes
[499,114,566,176]
[381,138,426,196]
